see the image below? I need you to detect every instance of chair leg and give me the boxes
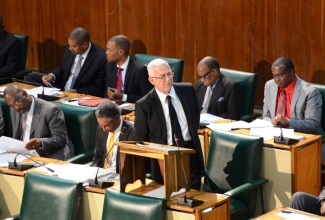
[260,185,266,214]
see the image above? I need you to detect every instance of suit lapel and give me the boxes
[152,90,168,139]
[30,99,41,137]
[290,77,301,117]
[208,76,224,109]
[75,45,95,84]
[123,59,134,90]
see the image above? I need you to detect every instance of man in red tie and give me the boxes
[262,57,322,135]
[104,35,153,103]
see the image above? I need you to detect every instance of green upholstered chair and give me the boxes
[53,102,98,164]
[311,83,325,142]
[0,98,12,137]
[203,129,268,220]
[0,34,32,85]
[102,190,166,220]
[7,172,82,220]
[134,54,184,82]
[220,68,260,122]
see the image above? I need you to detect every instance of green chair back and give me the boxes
[102,190,166,220]
[0,34,31,85]
[220,68,259,122]
[20,172,82,220]
[0,98,12,137]
[311,83,325,141]
[203,129,264,220]
[134,54,184,82]
[53,102,98,163]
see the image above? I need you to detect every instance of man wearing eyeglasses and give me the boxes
[104,35,153,103]
[195,56,242,120]
[3,85,70,160]
[134,58,204,190]
[92,101,135,173]
[262,57,322,135]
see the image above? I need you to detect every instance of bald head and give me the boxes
[69,27,90,45]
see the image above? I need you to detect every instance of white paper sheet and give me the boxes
[0,136,30,154]
[0,153,29,167]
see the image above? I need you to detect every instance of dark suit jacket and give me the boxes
[91,120,135,173]
[11,98,70,160]
[195,74,242,120]
[104,57,153,103]
[52,43,106,97]
[0,31,21,77]
[135,83,204,182]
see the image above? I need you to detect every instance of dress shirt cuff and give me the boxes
[122,94,127,102]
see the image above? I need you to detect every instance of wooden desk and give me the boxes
[253,207,325,219]
[201,128,321,213]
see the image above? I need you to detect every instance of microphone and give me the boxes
[8,153,54,172]
[174,134,203,207]
[273,127,299,145]
[11,78,60,101]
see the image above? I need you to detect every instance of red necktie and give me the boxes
[276,90,286,116]
[116,67,123,92]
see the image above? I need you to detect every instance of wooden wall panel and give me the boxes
[1,0,325,105]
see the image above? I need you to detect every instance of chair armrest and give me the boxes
[241,112,262,122]
[224,178,268,197]
[66,150,94,164]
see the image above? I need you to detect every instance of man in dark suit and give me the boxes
[4,85,70,160]
[26,27,106,97]
[134,59,204,190]
[289,189,325,216]
[92,101,135,173]
[195,56,241,120]
[104,35,153,103]
[0,15,21,77]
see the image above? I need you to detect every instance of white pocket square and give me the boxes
[218,97,225,102]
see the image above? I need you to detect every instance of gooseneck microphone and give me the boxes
[89,128,125,188]
[174,134,203,207]
[8,153,54,172]
[273,126,299,145]
[11,78,59,101]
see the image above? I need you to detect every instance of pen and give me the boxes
[68,98,78,102]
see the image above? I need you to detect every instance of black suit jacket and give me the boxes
[0,31,21,77]
[91,120,135,173]
[135,83,204,182]
[104,57,153,103]
[195,74,242,120]
[52,43,106,97]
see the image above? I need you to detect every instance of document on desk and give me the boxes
[27,86,62,97]
[200,113,223,124]
[0,136,29,154]
[143,186,186,199]
[250,127,305,141]
[275,210,318,219]
[33,163,112,183]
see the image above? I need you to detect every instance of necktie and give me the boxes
[277,89,286,116]
[116,67,123,92]
[104,132,115,169]
[201,86,213,113]
[20,114,27,141]
[166,96,184,146]
[70,56,83,89]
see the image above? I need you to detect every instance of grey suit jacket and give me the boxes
[262,76,323,135]
[11,97,70,159]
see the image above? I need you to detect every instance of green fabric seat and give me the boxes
[203,129,268,220]
[53,102,98,163]
[220,68,260,122]
[0,34,32,85]
[8,172,82,220]
[134,54,184,82]
[311,83,325,142]
[102,190,166,220]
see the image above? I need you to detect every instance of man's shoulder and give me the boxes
[1,31,19,45]
[35,98,62,111]
[136,88,155,104]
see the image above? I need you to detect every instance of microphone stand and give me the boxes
[273,127,299,145]
[174,135,203,207]
[8,153,54,172]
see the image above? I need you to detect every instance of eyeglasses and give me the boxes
[9,96,22,108]
[150,72,174,81]
[198,69,213,79]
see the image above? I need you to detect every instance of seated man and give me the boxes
[289,189,325,216]
[104,35,153,103]
[4,85,70,160]
[0,15,21,77]
[262,57,323,134]
[92,101,135,173]
[195,56,241,120]
[26,27,106,97]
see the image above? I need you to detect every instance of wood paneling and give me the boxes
[1,0,325,105]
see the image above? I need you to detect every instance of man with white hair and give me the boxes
[134,59,204,190]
